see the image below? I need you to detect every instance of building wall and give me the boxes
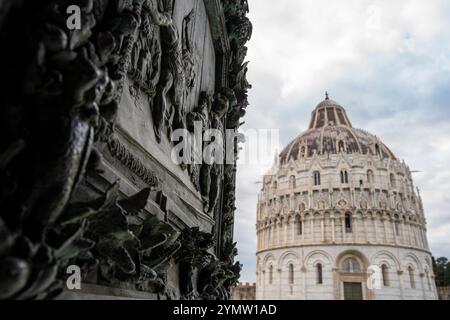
[231,283,256,300]
[255,102,437,300]
[256,245,438,300]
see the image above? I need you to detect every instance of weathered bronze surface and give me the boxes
[0,0,251,300]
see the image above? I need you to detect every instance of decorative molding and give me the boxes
[107,137,159,188]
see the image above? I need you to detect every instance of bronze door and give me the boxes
[343,282,363,300]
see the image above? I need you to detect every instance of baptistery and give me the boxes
[255,95,438,300]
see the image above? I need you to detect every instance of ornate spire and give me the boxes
[325,91,329,100]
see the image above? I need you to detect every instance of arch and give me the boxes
[336,249,370,270]
[370,250,401,270]
[262,253,276,268]
[402,252,423,273]
[342,257,361,272]
[278,251,300,270]
[304,249,333,267]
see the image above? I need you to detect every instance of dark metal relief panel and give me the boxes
[0,0,251,300]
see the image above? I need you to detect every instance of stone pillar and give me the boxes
[331,215,336,243]
[363,214,369,243]
[301,215,305,242]
[301,266,307,300]
[321,216,325,242]
[382,217,388,243]
[392,219,398,245]
[398,270,405,300]
[420,273,426,300]
[261,270,266,300]
[351,190,355,207]
[284,220,288,245]
[373,216,378,243]
[278,268,282,299]
[332,268,341,300]
[291,219,296,244]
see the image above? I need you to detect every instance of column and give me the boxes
[392,219,398,245]
[291,219,296,244]
[301,215,305,242]
[398,270,405,300]
[373,216,378,243]
[382,217,388,243]
[262,270,266,300]
[420,273,426,300]
[408,223,414,246]
[363,215,369,243]
[301,266,307,300]
[331,215,336,243]
[278,268,282,299]
[321,216,325,242]
[284,220,288,245]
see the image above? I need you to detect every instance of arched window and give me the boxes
[316,263,323,284]
[345,213,352,233]
[313,171,321,186]
[390,173,396,188]
[269,265,273,284]
[290,175,296,189]
[296,216,302,235]
[342,258,361,273]
[381,264,389,286]
[367,170,374,183]
[340,170,348,184]
[289,264,294,285]
[300,146,306,158]
[408,266,415,289]
[338,140,345,152]
[375,144,380,155]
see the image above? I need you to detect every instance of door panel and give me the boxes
[343,282,363,300]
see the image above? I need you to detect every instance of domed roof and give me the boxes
[279,94,397,164]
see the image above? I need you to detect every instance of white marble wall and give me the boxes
[256,245,438,300]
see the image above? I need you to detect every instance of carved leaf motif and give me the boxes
[117,187,151,215]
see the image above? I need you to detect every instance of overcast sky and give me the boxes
[233,0,450,282]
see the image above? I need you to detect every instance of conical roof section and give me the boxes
[279,94,397,164]
[308,93,353,129]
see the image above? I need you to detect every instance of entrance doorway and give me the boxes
[343,282,363,300]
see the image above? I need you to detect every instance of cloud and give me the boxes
[234,0,450,282]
